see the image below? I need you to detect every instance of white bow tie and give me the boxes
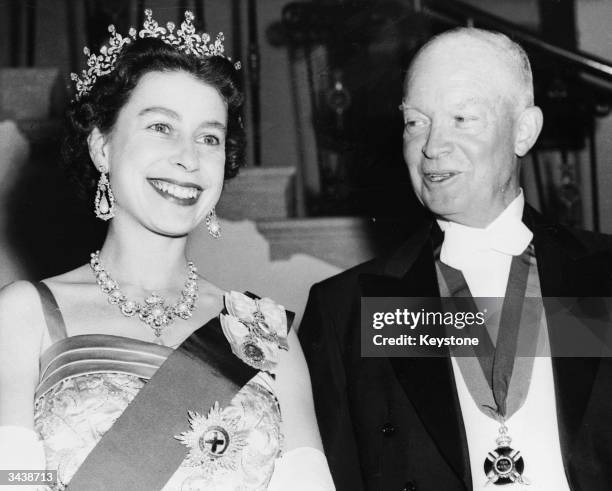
[439,219,533,271]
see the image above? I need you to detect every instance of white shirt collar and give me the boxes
[437,190,533,269]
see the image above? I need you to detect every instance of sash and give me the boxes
[67,303,294,490]
[436,247,543,421]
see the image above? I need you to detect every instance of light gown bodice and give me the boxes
[34,328,283,490]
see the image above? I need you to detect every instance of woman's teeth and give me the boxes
[150,180,200,199]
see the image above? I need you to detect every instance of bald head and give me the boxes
[406,28,534,111]
[401,27,543,227]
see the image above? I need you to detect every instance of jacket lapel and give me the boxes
[526,206,604,470]
[359,208,609,488]
[359,219,471,489]
[358,208,608,488]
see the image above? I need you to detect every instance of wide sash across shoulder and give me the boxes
[66,292,292,491]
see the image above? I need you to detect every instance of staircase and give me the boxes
[0,68,355,324]
[3,1,612,322]
[276,0,612,232]
[417,0,612,231]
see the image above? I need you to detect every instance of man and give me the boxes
[299,27,612,491]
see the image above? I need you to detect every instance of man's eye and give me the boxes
[454,115,477,125]
[405,119,427,131]
[149,123,171,134]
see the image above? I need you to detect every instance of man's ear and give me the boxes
[87,128,110,171]
[514,106,543,157]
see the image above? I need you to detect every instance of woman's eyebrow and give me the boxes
[138,107,226,130]
[138,106,180,119]
[198,120,227,130]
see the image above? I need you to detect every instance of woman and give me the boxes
[0,10,334,490]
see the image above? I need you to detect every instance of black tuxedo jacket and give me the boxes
[299,207,612,491]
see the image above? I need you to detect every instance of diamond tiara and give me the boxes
[70,9,241,100]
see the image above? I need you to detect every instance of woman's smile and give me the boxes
[147,177,203,206]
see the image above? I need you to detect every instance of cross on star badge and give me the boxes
[175,402,249,475]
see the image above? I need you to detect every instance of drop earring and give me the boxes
[205,208,221,238]
[94,168,115,220]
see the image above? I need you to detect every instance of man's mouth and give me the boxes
[147,178,203,205]
[424,172,458,183]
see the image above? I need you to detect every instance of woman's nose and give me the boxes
[172,139,199,172]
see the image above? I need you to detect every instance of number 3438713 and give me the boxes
[0,470,57,485]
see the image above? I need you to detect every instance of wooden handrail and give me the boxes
[420,0,612,84]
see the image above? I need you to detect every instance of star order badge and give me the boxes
[175,402,249,475]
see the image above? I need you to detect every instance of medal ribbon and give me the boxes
[436,247,539,420]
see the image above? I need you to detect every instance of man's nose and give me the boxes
[172,139,199,172]
[422,123,452,160]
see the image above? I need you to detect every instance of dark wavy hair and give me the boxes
[62,37,245,201]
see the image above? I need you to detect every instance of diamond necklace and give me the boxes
[89,250,199,343]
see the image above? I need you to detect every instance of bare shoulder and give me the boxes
[0,280,47,362]
[39,264,98,310]
[0,263,90,341]
[0,281,45,426]
[0,280,45,332]
[44,263,92,288]
[0,279,39,301]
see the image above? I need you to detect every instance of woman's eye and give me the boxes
[149,123,171,134]
[200,135,220,145]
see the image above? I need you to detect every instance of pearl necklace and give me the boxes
[89,251,199,343]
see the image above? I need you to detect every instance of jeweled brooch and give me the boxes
[175,402,248,475]
[219,291,289,373]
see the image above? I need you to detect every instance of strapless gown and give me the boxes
[34,328,283,490]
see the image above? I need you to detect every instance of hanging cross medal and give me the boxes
[438,247,537,487]
[484,423,528,486]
